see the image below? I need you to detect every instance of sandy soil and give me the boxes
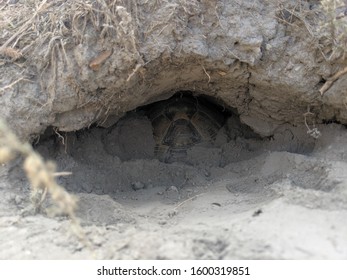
[1,110,347,260]
[1,0,347,261]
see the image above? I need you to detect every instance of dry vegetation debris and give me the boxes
[0,0,139,72]
[0,118,91,249]
[275,0,347,94]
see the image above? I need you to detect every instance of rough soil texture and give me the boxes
[1,0,347,139]
[1,0,347,259]
[1,115,347,259]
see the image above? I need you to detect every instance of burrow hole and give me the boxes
[35,91,315,196]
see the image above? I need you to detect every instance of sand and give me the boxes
[1,111,346,259]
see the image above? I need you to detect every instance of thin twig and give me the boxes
[53,172,73,177]
[174,193,205,210]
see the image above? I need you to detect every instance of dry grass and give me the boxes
[319,0,347,62]
[0,0,138,62]
[276,1,347,98]
[0,0,145,130]
[318,0,347,93]
[0,118,74,213]
[0,118,92,250]
[275,0,347,63]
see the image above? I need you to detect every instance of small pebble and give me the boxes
[168,210,177,217]
[91,235,104,246]
[166,185,178,192]
[204,169,211,177]
[165,186,180,201]
[131,181,145,191]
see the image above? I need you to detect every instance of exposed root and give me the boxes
[303,108,321,139]
[201,65,211,83]
[53,127,66,146]
[0,77,30,95]
[126,63,143,82]
[319,66,347,95]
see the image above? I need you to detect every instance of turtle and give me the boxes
[148,95,224,163]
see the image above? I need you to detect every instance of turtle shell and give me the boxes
[148,95,223,163]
